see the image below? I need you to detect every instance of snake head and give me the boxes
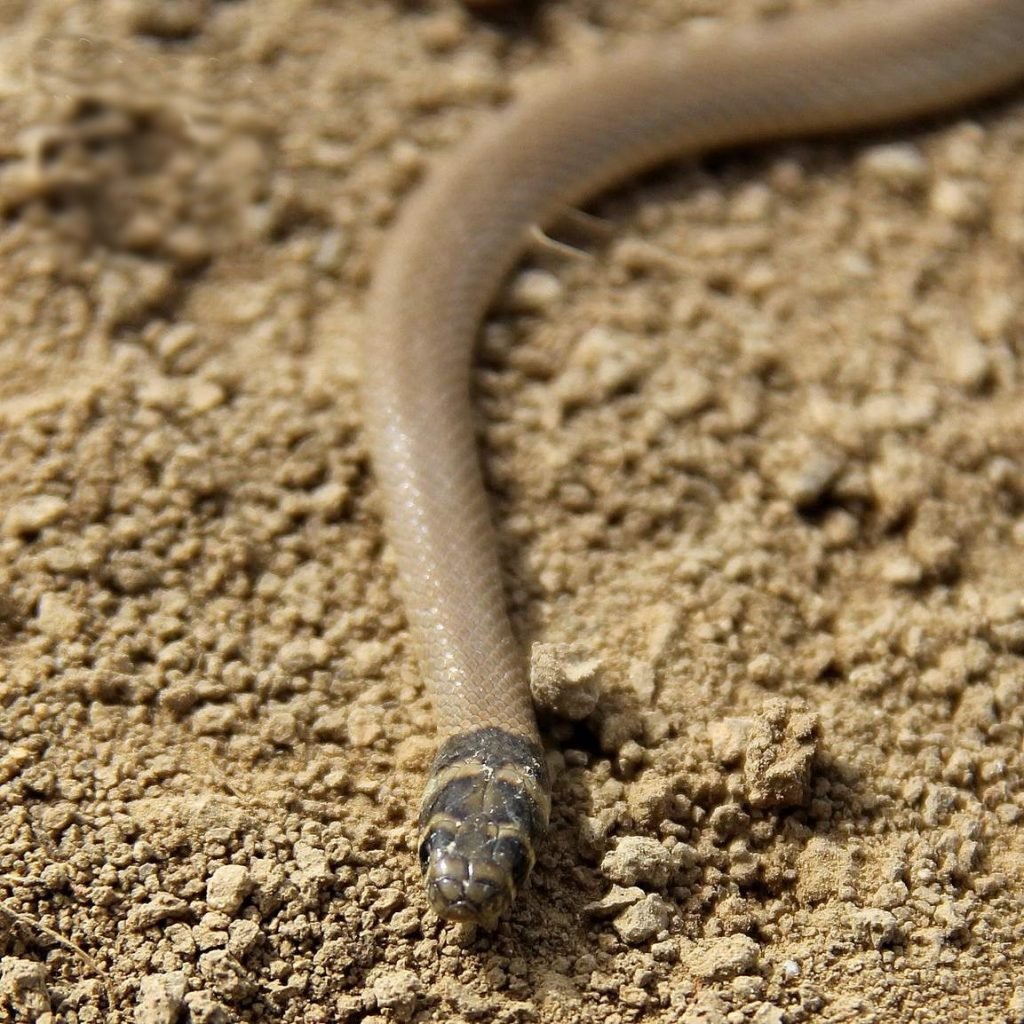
[419,812,532,928]
[418,727,551,928]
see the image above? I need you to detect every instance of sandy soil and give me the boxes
[1,1,1023,1021]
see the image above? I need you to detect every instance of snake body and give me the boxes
[361,0,1024,926]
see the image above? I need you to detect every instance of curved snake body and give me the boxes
[361,0,1024,926]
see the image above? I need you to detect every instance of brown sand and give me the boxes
[1,1,1023,1021]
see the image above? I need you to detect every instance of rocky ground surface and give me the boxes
[1,1,1023,1021]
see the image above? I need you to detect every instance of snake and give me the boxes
[360,0,1024,927]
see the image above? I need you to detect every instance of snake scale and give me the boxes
[360,0,1024,926]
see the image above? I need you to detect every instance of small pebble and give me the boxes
[930,178,985,224]
[708,717,753,766]
[227,920,262,960]
[371,968,421,1022]
[938,326,991,391]
[601,836,673,888]
[613,893,672,944]
[36,593,82,640]
[3,496,67,537]
[277,638,329,673]
[135,972,188,1024]
[0,959,51,1017]
[583,884,646,919]
[743,699,820,809]
[693,934,761,981]
[530,642,601,720]
[206,865,253,915]
[851,908,900,949]
[859,142,928,187]
[507,268,563,311]
[345,706,384,748]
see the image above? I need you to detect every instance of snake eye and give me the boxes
[419,823,455,868]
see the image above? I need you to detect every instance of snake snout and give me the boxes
[420,815,528,927]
